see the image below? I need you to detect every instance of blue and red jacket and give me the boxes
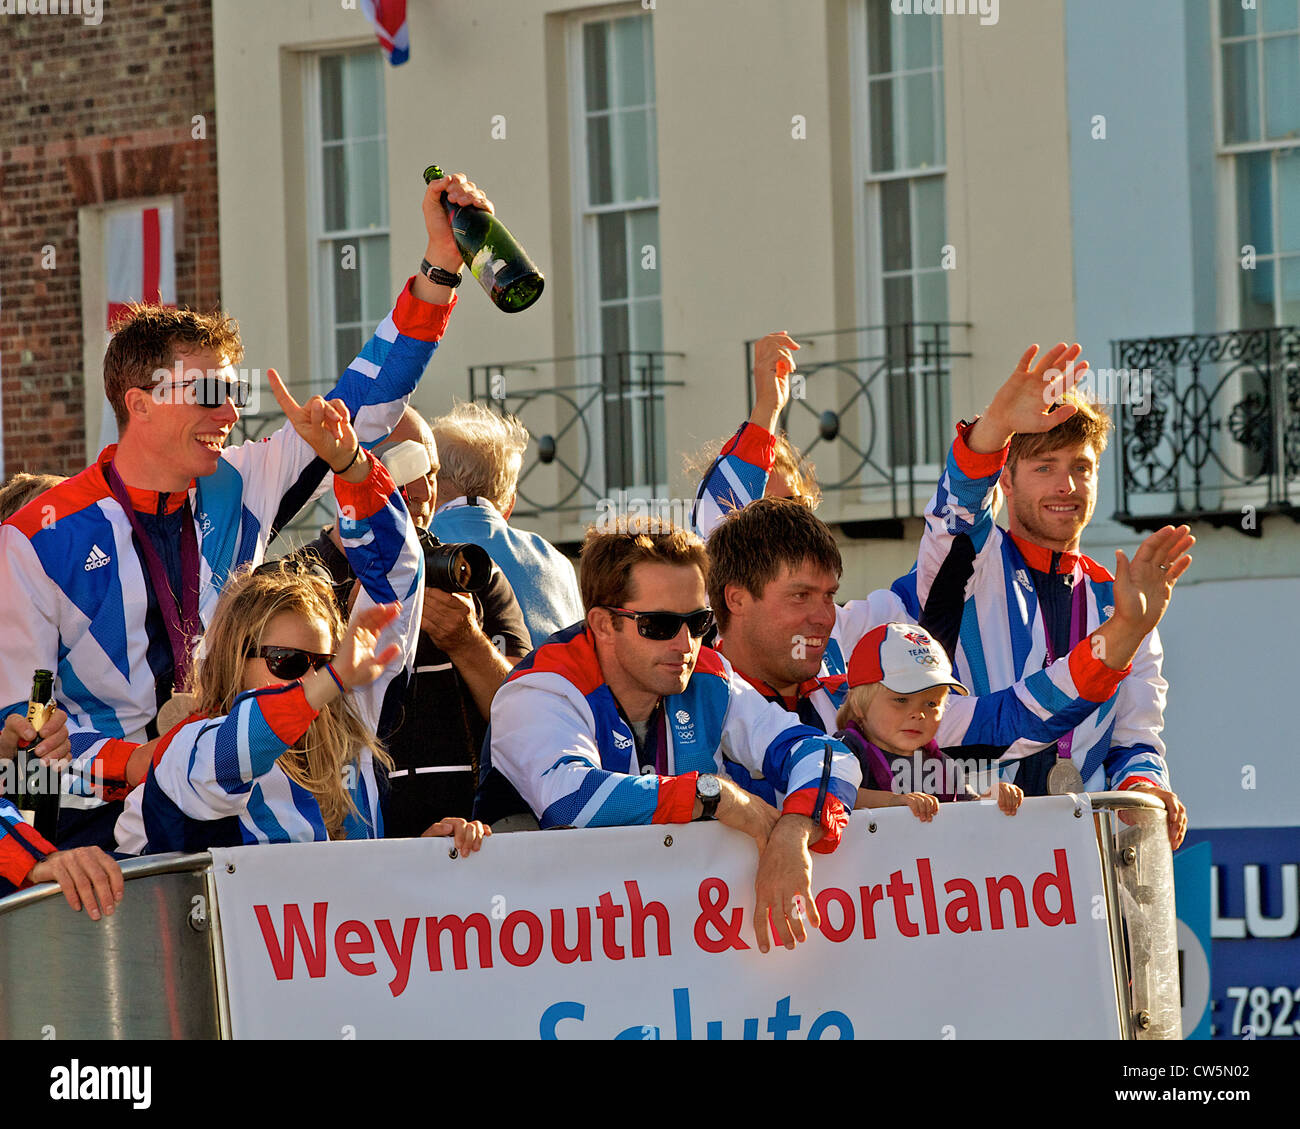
[480,624,862,852]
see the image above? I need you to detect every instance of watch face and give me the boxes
[697,773,721,800]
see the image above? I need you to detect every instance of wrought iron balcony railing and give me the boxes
[1112,327,1300,533]
[742,322,970,525]
[468,351,685,520]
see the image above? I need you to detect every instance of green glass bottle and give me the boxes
[423,165,545,313]
[16,669,60,840]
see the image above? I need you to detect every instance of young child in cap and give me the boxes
[835,623,1023,821]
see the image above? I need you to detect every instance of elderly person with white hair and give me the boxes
[430,401,583,648]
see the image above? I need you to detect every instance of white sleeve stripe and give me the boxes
[572,773,624,827]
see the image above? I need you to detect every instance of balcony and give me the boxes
[467,351,684,522]
[742,322,970,534]
[1112,327,1300,536]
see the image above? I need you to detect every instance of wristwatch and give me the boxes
[420,258,462,288]
[695,773,721,820]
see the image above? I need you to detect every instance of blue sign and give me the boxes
[1181,827,1300,1040]
[1173,841,1212,1039]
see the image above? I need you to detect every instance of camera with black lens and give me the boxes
[416,527,491,594]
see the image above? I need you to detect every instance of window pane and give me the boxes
[912,177,946,268]
[615,108,656,202]
[631,297,663,356]
[1263,0,1299,33]
[904,72,937,168]
[1281,255,1300,326]
[1220,0,1257,37]
[322,144,346,231]
[598,212,628,301]
[867,0,894,74]
[903,11,933,71]
[915,268,949,325]
[601,302,629,358]
[1223,42,1261,143]
[587,114,612,205]
[361,237,391,323]
[1237,151,1274,255]
[881,178,912,271]
[629,210,660,297]
[335,325,363,378]
[870,77,897,172]
[349,139,387,228]
[585,22,609,112]
[935,67,946,162]
[613,15,650,107]
[320,56,344,142]
[333,239,362,324]
[1278,149,1300,253]
[1239,257,1275,329]
[1264,35,1300,140]
[344,52,384,139]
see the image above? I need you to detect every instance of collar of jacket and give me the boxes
[98,445,192,516]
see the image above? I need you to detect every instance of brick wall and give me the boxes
[0,0,219,476]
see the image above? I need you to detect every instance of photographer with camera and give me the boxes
[295,407,531,838]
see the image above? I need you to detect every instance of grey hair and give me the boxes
[430,400,530,511]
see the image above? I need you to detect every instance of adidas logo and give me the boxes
[84,545,111,571]
[613,732,633,750]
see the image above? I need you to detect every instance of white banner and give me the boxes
[210,797,1119,1039]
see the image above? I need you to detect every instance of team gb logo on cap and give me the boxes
[902,631,933,647]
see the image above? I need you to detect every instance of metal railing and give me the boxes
[468,351,685,519]
[1090,791,1182,1040]
[1112,327,1300,532]
[0,853,227,1040]
[743,322,970,520]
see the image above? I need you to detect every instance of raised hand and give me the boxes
[969,342,1090,453]
[333,602,402,691]
[750,331,801,432]
[1113,525,1195,634]
[267,368,359,473]
[422,171,494,271]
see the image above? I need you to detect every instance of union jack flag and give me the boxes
[360,0,409,66]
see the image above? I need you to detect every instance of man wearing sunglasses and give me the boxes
[481,518,863,954]
[0,172,491,852]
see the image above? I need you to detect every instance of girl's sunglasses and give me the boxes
[247,645,334,680]
[602,606,713,641]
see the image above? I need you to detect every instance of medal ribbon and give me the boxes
[1042,572,1087,762]
[106,463,202,690]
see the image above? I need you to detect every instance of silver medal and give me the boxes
[1047,760,1086,795]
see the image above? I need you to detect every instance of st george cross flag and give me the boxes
[105,203,176,330]
[360,0,409,66]
[100,203,177,447]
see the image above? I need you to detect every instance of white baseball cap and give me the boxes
[846,623,970,695]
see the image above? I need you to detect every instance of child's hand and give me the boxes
[997,782,1023,815]
[903,792,939,822]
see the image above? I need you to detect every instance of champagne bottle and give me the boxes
[423,165,545,313]
[16,669,60,839]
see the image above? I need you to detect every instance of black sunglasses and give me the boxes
[602,606,714,641]
[154,375,253,408]
[247,645,334,680]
